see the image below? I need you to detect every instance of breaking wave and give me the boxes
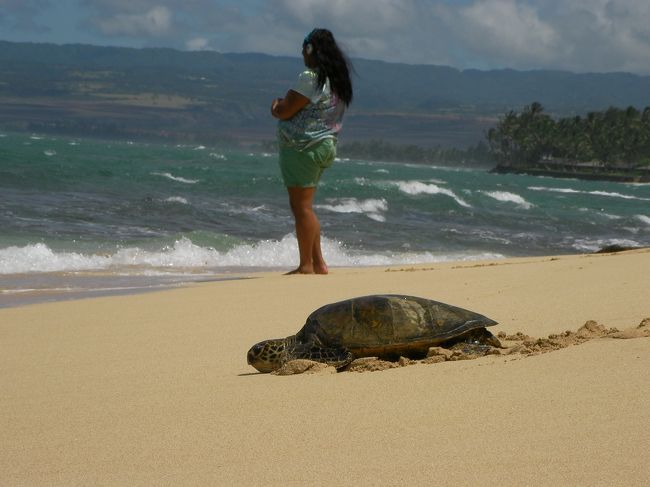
[393,181,471,208]
[315,198,388,222]
[529,186,650,201]
[481,191,534,209]
[151,172,200,184]
[0,237,505,275]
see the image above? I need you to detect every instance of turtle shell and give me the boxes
[295,294,498,359]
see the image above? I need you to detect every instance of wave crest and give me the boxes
[529,186,650,201]
[151,172,199,184]
[481,190,533,209]
[316,198,388,222]
[0,237,505,275]
[394,181,471,208]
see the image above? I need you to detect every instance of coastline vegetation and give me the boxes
[486,103,650,181]
[338,139,491,167]
[338,103,650,182]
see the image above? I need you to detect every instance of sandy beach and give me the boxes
[1,249,649,486]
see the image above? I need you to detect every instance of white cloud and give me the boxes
[454,0,559,64]
[67,0,650,74]
[96,5,172,37]
[553,0,650,73]
[279,0,410,34]
[186,36,209,51]
[238,0,451,65]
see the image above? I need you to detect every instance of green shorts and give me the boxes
[279,138,336,188]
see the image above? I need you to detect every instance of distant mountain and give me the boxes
[1,40,650,147]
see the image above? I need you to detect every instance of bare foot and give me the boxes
[284,266,314,275]
[313,264,329,275]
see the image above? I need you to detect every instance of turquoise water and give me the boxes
[0,131,648,302]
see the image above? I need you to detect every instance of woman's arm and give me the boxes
[271,90,310,120]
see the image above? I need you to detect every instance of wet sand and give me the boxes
[1,249,649,486]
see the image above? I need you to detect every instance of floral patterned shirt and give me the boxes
[277,69,345,151]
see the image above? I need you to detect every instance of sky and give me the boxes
[1,0,650,75]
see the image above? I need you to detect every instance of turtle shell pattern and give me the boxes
[295,294,498,359]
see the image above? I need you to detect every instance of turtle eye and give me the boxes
[248,343,265,360]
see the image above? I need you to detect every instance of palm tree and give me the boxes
[515,102,555,164]
[487,110,520,166]
[487,103,650,170]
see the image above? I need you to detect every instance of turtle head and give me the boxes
[247,338,290,373]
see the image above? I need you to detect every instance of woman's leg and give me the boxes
[286,186,328,274]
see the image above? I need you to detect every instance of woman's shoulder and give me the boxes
[297,69,318,81]
[293,70,320,98]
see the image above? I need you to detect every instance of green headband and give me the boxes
[303,29,317,46]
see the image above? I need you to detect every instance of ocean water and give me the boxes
[1,132,649,305]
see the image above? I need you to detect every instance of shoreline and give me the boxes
[0,270,255,309]
[3,246,647,309]
[1,249,649,486]
[491,164,650,183]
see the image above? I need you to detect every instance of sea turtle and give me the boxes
[247,294,500,373]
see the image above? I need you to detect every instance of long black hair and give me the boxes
[304,28,354,107]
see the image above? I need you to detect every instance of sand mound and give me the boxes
[498,317,650,356]
[347,357,400,373]
[272,359,337,376]
[275,318,650,375]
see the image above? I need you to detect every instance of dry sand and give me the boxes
[1,249,649,486]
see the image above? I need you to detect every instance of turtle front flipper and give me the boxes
[288,343,354,370]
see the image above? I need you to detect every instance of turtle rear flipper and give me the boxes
[288,343,354,370]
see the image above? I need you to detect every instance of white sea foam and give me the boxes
[193,145,206,151]
[636,215,650,226]
[0,237,505,275]
[394,181,471,208]
[0,243,111,274]
[528,186,580,194]
[111,239,220,268]
[325,246,505,267]
[43,150,57,157]
[315,198,388,222]
[354,177,371,185]
[209,152,227,160]
[165,196,189,205]
[151,172,199,184]
[481,191,533,209]
[216,235,504,268]
[0,240,228,274]
[590,190,639,200]
[221,203,269,217]
[570,238,641,253]
[529,186,650,201]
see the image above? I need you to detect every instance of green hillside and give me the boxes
[2,40,650,147]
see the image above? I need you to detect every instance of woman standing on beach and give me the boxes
[271,28,353,274]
